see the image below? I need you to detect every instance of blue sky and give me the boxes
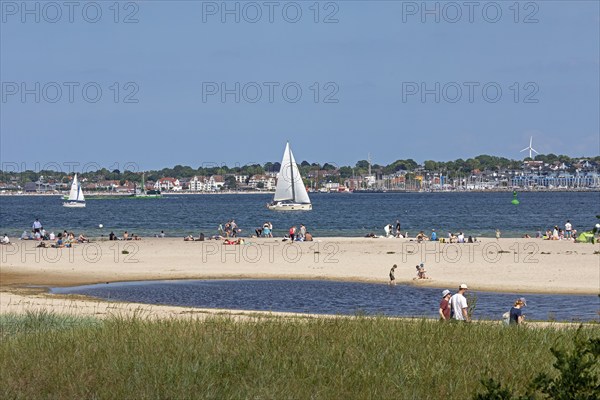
[1,0,599,171]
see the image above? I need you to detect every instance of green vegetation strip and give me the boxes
[1,312,597,399]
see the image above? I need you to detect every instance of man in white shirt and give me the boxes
[1,234,9,244]
[565,220,573,239]
[32,218,43,233]
[450,283,470,322]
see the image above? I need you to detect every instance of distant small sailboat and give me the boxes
[63,174,86,208]
[267,142,312,211]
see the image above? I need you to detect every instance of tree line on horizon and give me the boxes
[2,154,599,186]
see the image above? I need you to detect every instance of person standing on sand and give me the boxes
[230,220,238,238]
[299,224,307,240]
[32,218,43,234]
[509,298,526,325]
[395,220,401,237]
[384,224,391,238]
[450,284,470,322]
[565,220,572,239]
[439,289,452,321]
[389,264,397,285]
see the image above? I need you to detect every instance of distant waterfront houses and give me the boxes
[155,178,182,191]
[188,175,225,192]
[366,171,600,191]
[2,158,599,194]
[247,175,275,190]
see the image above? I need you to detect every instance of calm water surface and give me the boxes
[51,279,600,322]
[2,192,599,238]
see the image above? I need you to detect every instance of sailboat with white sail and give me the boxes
[63,174,86,208]
[267,142,312,211]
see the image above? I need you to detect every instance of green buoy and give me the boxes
[511,191,520,205]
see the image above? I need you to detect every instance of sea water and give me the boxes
[1,191,599,238]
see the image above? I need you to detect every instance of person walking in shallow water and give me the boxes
[389,264,397,285]
[495,229,501,240]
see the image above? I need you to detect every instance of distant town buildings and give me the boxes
[1,158,599,194]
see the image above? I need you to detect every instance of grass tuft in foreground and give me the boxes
[1,312,598,399]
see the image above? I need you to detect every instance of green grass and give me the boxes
[1,312,597,399]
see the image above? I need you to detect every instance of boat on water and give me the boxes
[63,174,86,208]
[267,142,312,211]
[130,173,162,199]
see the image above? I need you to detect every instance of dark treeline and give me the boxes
[2,154,599,185]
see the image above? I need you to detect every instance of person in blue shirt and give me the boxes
[509,298,527,325]
[430,229,437,241]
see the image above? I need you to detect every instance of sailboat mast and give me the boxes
[289,143,296,202]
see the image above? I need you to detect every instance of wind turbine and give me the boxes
[520,136,539,159]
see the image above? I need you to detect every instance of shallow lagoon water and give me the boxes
[52,279,600,322]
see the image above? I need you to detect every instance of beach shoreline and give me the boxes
[1,237,598,294]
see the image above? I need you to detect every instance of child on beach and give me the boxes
[415,263,428,279]
[389,264,397,285]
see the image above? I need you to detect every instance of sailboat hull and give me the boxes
[63,201,86,208]
[267,202,312,211]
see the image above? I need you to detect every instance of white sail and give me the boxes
[67,174,85,202]
[289,147,311,204]
[273,143,310,204]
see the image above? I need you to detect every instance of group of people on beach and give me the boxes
[383,220,404,238]
[12,218,91,248]
[518,220,583,241]
[374,219,480,243]
[286,224,312,241]
[255,222,313,241]
[414,230,476,243]
[534,220,576,241]
[255,222,273,238]
[180,220,314,243]
[181,220,244,242]
[108,231,141,241]
[8,218,148,246]
[219,220,241,238]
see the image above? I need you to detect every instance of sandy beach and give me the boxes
[1,237,598,317]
